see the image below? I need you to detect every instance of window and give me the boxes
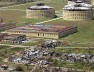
[38,33,39,36]
[43,34,44,36]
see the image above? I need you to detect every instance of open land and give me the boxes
[0,0,94,72]
[0,0,94,47]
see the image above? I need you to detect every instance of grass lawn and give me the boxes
[44,19,94,47]
[22,41,40,46]
[2,0,67,10]
[0,2,16,6]
[7,47,25,55]
[0,0,67,26]
[0,47,24,58]
[51,48,94,54]
[0,0,94,46]
[0,10,49,26]
[51,59,94,71]
[0,46,10,50]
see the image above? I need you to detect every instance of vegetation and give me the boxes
[0,46,25,62]
[0,0,94,71]
[51,48,94,54]
[0,0,66,26]
[44,19,94,47]
[22,41,40,46]
[0,0,93,46]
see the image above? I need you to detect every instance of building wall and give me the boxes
[63,10,93,21]
[86,0,91,4]
[7,31,59,39]
[26,9,55,19]
[59,26,77,38]
[7,26,77,39]
[91,0,94,5]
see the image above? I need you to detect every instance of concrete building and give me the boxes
[6,24,77,39]
[26,3,55,19]
[63,1,93,21]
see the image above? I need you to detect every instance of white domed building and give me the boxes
[68,0,91,4]
[63,1,93,21]
[26,3,55,19]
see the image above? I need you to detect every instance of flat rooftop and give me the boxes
[8,24,77,33]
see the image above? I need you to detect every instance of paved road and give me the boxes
[36,17,63,24]
[56,47,94,49]
[0,43,94,49]
[0,44,30,48]
[0,8,26,11]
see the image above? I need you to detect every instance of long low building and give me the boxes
[6,24,77,39]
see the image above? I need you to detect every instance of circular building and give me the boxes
[26,3,55,19]
[63,1,93,21]
[68,0,91,4]
[91,0,94,5]
[68,0,77,4]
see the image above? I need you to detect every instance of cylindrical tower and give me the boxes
[26,3,55,19]
[63,1,93,21]
[68,0,92,4]
[91,0,94,5]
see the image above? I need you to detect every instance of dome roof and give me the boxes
[63,2,92,11]
[27,3,53,10]
[68,0,87,3]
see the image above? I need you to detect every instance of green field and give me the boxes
[2,0,66,10]
[0,0,66,26]
[0,0,94,46]
[0,10,49,26]
[44,19,94,47]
